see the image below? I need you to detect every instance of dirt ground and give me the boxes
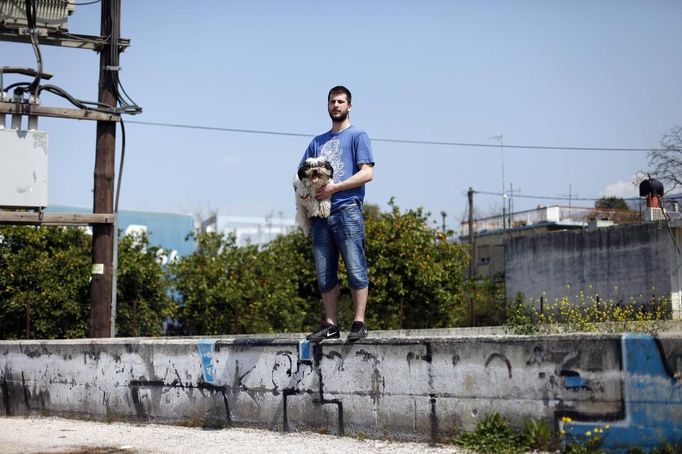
[0,416,466,454]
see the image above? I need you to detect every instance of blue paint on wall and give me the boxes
[298,340,312,362]
[562,334,682,453]
[197,340,216,384]
[563,374,589,390]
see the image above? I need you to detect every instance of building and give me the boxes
[47,205,195,263]
[199,214,297,247]
[460,205,621,278]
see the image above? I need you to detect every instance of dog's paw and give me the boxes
[320,201,331,218]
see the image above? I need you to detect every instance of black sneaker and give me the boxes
[347,321,368,341]
[306,323,340,342]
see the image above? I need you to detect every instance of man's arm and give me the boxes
[315,164,373,200]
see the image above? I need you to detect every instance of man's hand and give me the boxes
[315,164,373,200]
[316,183,336,200]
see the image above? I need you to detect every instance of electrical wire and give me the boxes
[3,82,30,92]
[126,120,313,138]
[2,0,134,216]
[371,137,662,153]
[37,84,115,112]
[105,0,141,116]
[67,0,101,5]
[473,190,608,202]
[24,0,43,98]
[662,208,682,257]
[3,0,140,115]
[114,117,125,214]
[123,120,677,153]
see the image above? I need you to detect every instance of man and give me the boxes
[299,85,375,342]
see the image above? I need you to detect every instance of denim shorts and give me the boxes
[310,202,368,293]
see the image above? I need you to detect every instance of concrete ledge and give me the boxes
[1,332,681,451]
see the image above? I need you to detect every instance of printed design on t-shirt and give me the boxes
[320,138,345,183]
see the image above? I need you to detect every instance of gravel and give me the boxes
[0,416,466,454]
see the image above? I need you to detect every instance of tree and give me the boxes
[0,225,91,339]
[0,226,177,340]
[171,200,471,335]
[590,196,641,223]
[595,196,630,210]
[362,199,469,330]
[0,199,474,338]
[171,231,317,335]
[115,233,177,337]
[648,125,682,191]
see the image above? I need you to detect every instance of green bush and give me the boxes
[0,225,90,339]
[0,200,473,338]
[0,226,176,339]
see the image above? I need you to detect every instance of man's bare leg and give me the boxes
[322,285,340,326]
[351,286,368,322]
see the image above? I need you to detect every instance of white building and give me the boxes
[199,214,298,247]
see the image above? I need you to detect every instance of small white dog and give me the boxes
[294,157,334,235]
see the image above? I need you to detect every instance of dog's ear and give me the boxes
[297,163,308,181]
[323,161,334,179]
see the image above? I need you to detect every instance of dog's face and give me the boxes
[297,157,334,187]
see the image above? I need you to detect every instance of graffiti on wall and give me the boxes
[0,333,680,451]
[560,334,682,452]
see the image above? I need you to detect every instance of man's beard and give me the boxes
[328,110,349,122]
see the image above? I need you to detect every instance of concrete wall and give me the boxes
[505,223,682,317]
[2,333,681,451]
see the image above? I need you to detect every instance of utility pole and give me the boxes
[468,188,475,278]
[89,0,119,337]
[0,0,129,338]
[468,187,476,326]
[488,133,506,232]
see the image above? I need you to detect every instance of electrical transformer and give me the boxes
[0,128,48,208]
[0,0,75,32]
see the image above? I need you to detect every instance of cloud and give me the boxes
[600,177,637,198]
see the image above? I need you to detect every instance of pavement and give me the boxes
[0,416,465,454]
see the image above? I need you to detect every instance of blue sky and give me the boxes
[2,1,681,233]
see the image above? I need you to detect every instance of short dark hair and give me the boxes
[328,85,352,104]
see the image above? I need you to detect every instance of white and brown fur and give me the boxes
[294,157,334,235]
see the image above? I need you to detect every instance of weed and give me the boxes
[649,441,682,454]
[522,418,555,451]
[505,291,670,335]
[355,431,368,441]
[560,417,608,454]
[455,413,528,454]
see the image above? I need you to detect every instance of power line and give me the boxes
[125,120,673,153]
[68,0,102,5]
[126,120,313,138]
[472,189,639,202]
[372,137,658,152]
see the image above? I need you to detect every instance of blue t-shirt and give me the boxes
[300,125,375,211]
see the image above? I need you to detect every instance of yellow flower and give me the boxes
[586,431,592,437]
[560,430,566,436]
[605,424,610,430]
[561,416,572,423]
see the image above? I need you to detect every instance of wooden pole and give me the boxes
[89,0,118,337]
